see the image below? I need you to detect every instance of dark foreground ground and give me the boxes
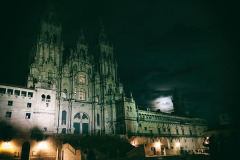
[109,155,210,160]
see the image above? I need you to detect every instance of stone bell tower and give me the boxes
[27,4,64,90]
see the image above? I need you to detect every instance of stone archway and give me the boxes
[21,142,30,160]
[73,112,89,134]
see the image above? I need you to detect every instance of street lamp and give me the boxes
[176,142,180,148]
[1,142,13,149]
[38,141,47,150]
[155,142,161,156]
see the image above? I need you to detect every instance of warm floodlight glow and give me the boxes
[155,142,161,148]
[1,142,13,149]
[176,142,180,147]
[152,96,174,113]
[131,141,137,147]
[38,141,47,149]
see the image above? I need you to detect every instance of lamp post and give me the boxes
[1,142,13,159]
[176,142,180,155]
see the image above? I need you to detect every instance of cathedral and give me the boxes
[26,7,123,136]
[0,6,208,160]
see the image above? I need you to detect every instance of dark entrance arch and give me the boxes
[21,142,30,160]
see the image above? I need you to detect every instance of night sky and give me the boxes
[0,0,239,129]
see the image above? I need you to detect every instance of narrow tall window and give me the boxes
[168,128,171,135]
[74,87,77,95]
[62,111,66,125]
[97,114,100,126]
[46,95,51,102]
[189,129,192,135]
[182,129,185,135]
[41,94,45,101]
[176,128,179,135]
[79,88,86,100]
[158,128,161,134]
[95,95,99,102]
[63,89,67,98]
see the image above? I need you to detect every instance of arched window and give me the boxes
[95,95,99,102]
[74,113,80,119]
[62,111,66,125]
[97,114,100,126]
[41,94,45,101]
[79,88,86,100]
[79,74,86,83]
[46,95,51,102]
[82,113,88,120]
[63,89,67,98]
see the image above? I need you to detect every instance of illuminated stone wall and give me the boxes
[119,96,207,156]
[0,85,56,134]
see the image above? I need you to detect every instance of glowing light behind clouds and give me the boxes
[152,96,174,113]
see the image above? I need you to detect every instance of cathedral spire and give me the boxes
[77,29,86,44]
[99,20,108,43]
[27,2,63,89]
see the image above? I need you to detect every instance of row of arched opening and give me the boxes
[41,94,51,102]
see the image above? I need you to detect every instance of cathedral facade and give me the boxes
[25,9,123,136]
[0,7,207,159]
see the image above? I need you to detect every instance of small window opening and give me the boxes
[21,91,27,97]
[14,90,20,96]
[8,101,13,106]
[28,92,33,97]
[26,113,31,119]
[27,103,32,108]
[0,88,6,94]
[6,112,12,117]
[7,89,13,95]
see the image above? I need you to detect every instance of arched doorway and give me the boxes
[21,142,30,160]
[73,112,89,134]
